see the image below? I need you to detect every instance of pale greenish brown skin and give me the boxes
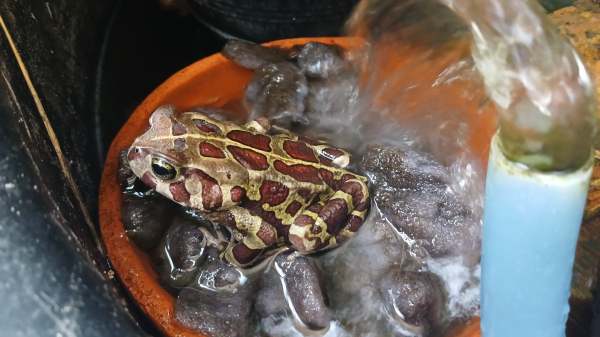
[127,105,370,267]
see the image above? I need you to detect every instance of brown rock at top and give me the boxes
[548,6,600,108]
[549,9,600,336]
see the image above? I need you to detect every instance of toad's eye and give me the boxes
[151,158,177,180]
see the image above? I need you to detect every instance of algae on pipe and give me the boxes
[444,0,597,172]
[497,51,597,172]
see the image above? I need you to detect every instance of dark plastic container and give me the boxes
[185,0,360,42]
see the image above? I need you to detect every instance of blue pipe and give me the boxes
[481,133,593,337]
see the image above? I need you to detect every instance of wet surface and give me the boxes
[222,40,290,70]
[174,286,255,337]
[0,57,147,336]
[224,41,360,130]
[257,254,332,331]
[379,267,443,328]
[360,145,481,260]
[296,42,346,80]
[245,62,309,128]
[303,67,359,126]
[122,193,176,250]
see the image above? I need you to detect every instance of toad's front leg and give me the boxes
[288,178,369,252]
[207,208,278,267]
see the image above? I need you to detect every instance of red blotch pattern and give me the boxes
[342,174,357,181]
[273,161,322,184]
[169,181,190,203]
[319,148,352,167]
[230,186,246,203]
[227,130,272,151]
[228,146,269,170]
[283,140,318,163]
[340,180,365,207]
[231,244,262,265]
[344,215,364,232]
[193,119,222,133]
[259,180,289,206]
[310,225,323,234]
[200,142,226,158]
[292,214,314,227]
[354,201,369,212]
[289,233,322,253]
[171,118,187,136]
[173,138,186,151]
[208,211,236,228]
[297,188,312,202]
[322,148,345,160]
[319,198,348,234]
[307,203,323,214]
[285,200,303,216]
[256,222,277,246]
[319,157,334,167]
[319,169,335,188]
[241,197,286,237]
[181,168,223,210]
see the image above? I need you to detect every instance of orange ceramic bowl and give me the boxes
[99,37,482,337]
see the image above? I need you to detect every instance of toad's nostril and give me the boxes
[128,147,151,162]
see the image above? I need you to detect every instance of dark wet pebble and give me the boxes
[359,145,481,258]
[360,145,449,190]
[222,40,290,70]
[173,245,258,336]
[304,67,359,125]
[296,42,346,79]
[255,254,331,331]
[155,214,219,288]
[196,247,247,292]
[254,263,287,319]
[121,192,176,250]
[167,222,207,272]
[379,268,442,329]
[175,285,255,337]
[245,62,308,128]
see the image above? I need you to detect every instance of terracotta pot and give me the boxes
[99,37,483,337]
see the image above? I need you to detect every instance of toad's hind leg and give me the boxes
[320,200,369,251]
[288,179,369,252]
[208,208,278,267]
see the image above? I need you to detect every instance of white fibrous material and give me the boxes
[427,257,481,318]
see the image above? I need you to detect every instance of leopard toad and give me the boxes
[127,105,370,267]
